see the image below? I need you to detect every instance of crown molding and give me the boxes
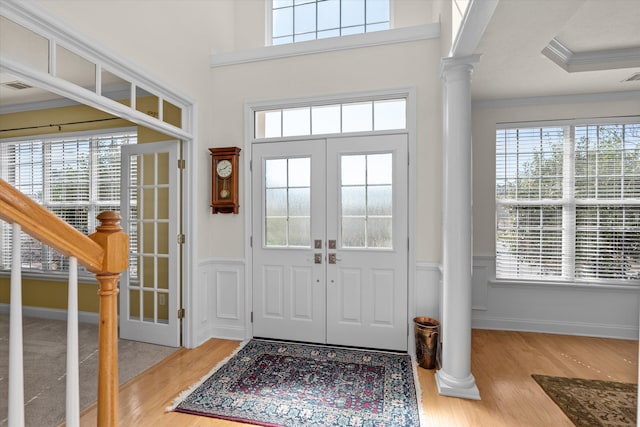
[542,38,640,73]
[210,23,440,68]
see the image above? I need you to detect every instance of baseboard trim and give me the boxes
[472,315,638,340]
[205,326,246,342]
[0,303,99,324]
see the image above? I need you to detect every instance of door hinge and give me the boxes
[249,160,252,172]
[178,159,186,169]
[251,311,253,323]
[250,236,253,248]
[178,308,185,319]
[177,234,185,244]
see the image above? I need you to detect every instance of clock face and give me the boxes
[216,159,233,178]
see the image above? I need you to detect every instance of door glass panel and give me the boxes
[288,157,311,186]
[341,155,366,185]
[157,292,169,323]
[367,154,392,184]
[129,289,141,319]
[157,187,169,219]
[289,217,311,246]
[341,152,393,249]
[156,152,169,184]
[266,188,287,216]
[265,157,311,247]
[368,185,392,215]
[266,158,288,187]
[157,258,169,289]
[157,222,169,254]
[142,290,156,321]
[342,217,366,247]
[142,222,155,253]
[342,186,366,215]
[289,188,310,215]
[368,217,392,247]
[266,217,287,246]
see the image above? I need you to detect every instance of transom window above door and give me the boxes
[271,0,390,45]
[254,98,406,139]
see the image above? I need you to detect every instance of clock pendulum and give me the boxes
[220,177,230,199]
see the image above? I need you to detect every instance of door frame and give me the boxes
[244,88,418,351]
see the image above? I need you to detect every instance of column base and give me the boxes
[435,369,481,400]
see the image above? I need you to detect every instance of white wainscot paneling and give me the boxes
[197,258,246,344]
[471,256,640,340]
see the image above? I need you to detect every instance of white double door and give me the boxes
[252,134,408,351]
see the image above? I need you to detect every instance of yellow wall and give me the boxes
[0,98,180,315]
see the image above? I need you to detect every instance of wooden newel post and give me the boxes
[89,211,128,427]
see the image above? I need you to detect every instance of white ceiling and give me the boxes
[472,0,640,101]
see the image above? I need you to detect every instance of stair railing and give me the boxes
[0,178,127,427]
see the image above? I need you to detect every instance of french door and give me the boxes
[119,141,181,347]
[252,134,408,351]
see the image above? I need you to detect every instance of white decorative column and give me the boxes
[435,54,481,400]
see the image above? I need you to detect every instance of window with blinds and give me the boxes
[495,120,640,283]
[0,129,136,275]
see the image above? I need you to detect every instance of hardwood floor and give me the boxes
[76,330,638,427]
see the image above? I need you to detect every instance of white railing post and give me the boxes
[66,256,80,426]
[8,223,24,427]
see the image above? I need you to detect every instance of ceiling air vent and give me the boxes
[623,72,640,82]
[3,81,33,90]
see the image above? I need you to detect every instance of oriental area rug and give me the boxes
[168,339,422,426]
[532,374,637,426]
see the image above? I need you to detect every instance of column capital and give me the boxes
[440,54,482,80]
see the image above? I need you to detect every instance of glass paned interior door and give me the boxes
[120,140,179,347]
[127,151,170,323]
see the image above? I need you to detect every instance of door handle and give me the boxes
[328,253,341,264]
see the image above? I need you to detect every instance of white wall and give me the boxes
[31,1,445,344]
[23,1,638,344]
[200,38,445,343]
[471,93,640,339]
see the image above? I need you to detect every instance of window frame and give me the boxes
[0,127,137,279]
[267,0,393,46]
[254,97,407,140]
[495,117,640,286]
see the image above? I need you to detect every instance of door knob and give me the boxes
[328,253,341,264]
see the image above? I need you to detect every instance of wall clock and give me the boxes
[209,146,241,214]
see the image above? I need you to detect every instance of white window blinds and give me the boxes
[0,129,136,274]
[495,120,640,283]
